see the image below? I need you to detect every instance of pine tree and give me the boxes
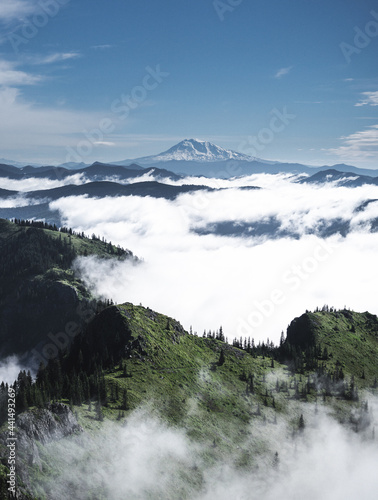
[121,388,129,411]
[299,414,305,431]
[96,401,104,421]
[218,349,225,366]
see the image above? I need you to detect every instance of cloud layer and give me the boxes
[35,399,378,500]
[39,173,378,344]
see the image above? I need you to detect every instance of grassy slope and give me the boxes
[290,310,378,384]
[0,218,132,259]
[2,304,378,499]
[85,305,378,445]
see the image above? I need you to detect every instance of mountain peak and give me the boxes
[114,139,256,166]
[154,138,254,162]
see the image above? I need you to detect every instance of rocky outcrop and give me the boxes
[286,313,320,349]
[0,403,82,498]
[16,403,82,445]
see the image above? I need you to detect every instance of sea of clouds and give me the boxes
[2,171,378,343]
[43,172,378,345]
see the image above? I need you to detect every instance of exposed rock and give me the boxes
[286,313,319,348]
[0,403,82,497]
[16,403,82,445]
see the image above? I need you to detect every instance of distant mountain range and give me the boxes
[2,140,378,232]
[2,139,377,178]
[114,139,378,178]
[0,162,176,182]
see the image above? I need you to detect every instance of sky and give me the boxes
[0,0,377,167]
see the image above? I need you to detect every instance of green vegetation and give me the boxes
[0,220,377,499]
[4,303,377,430]
[1,302,377,499]
[0,218,137,356]
[287,307,378,383]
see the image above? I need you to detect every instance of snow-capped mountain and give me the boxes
[139,139,256,163]
[114,139,269,166]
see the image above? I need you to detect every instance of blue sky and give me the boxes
[0,0,377,167]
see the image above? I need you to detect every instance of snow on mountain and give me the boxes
[148,139,255,162]
[114,139,269,166]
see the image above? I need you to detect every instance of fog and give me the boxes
[43,173,378,344]
[2,172,378,342]
[0,355,28,385]
[36,398,378,500]
[2,172,378,499]
[0,173,87,192]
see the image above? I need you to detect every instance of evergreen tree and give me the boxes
[218,349,225,366]
[299,414,305,431]
[121,388,129,411]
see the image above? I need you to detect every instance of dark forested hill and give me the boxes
[0,219,137,358]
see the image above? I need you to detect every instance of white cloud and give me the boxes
[0,85,124,163]
[355,91,378,107]
[0,173,87,193]
[44,175,378,344]
[91,44,115,50]
[328,124,378,162]
[274,66,293,79]
[0,355,26,384]
[30,52,82,65]
[93,141,116,147]
[0,60,41,86]
[25,400,378,500]
[0,0,35,22]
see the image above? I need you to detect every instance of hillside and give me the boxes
[0,222,377,498]
[0,303,378,500]
[286,308,378,383]
[0,219,137,357]
[1,302,377,499]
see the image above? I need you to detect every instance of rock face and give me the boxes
[16,403,82,445]
[0,404,82,497]
[286,313,319,349]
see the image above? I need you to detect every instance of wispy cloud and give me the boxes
[355,91,378,107]
[91,44,115,50]
[0,85,121,163]
[0,59,41,86]
[94,141,116,146]
[274,66,293,79]
[0,0,35,22]
[328,124,378,162]
[294,101,323,104]
[29,52,82,65]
